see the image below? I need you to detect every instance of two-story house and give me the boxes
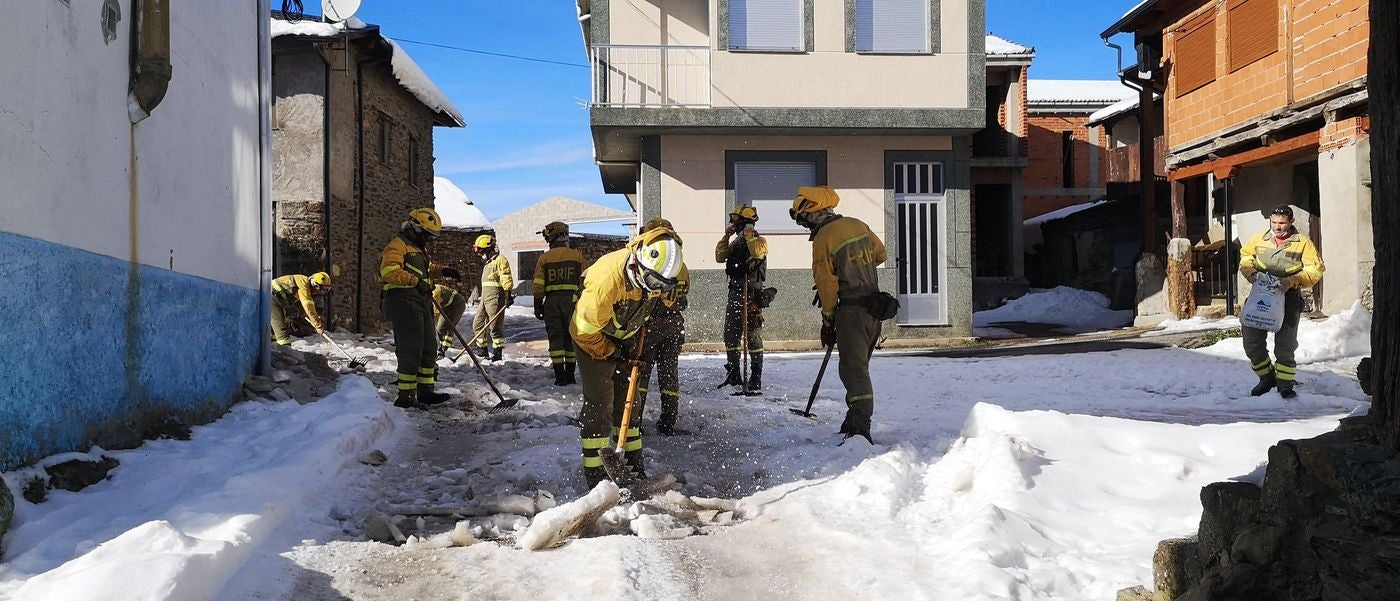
[271,15,464,333]
[1104,0,1372,318]
[576,0,987,343]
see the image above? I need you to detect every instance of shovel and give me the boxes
[316,330,369,370]
[599,326,647,487]
[432,297,513,412]
[790,344,833,419]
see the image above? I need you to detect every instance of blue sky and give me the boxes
[350,1,1141,221]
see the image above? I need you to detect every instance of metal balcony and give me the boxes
[590,45,711,108]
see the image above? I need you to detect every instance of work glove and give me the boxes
[415,278,433,295]
[820,318,837,348]
[505,294,515,308]
[608,346,650,371]
[534,305,545,320]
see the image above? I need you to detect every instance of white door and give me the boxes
[894,162,946,325]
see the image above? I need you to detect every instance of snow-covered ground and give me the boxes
[974,286,1135,333]
[0,306,1371,601]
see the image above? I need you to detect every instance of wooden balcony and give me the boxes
[1106,136,1166,184]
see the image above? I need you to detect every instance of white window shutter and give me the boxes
[730,0,803,51]
[857,0,928,53]
[735,162,816,233]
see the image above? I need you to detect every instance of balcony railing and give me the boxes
[590,45,711,108]
[1106,136,1167,184]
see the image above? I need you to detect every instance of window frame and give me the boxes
[725,150,828,235]
[852,0,937,55]
[408,135,421,188]
[1227,0,1278,73]
[720,0,812,53]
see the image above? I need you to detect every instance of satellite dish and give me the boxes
[322,0,361,23]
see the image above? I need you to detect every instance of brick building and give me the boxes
[1023,80,1138,218]
[271,15,465,333]
[1104,0,1372,319]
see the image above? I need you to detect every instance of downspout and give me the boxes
[257,0,274,374]
[128,0,172,123]
[1105,36,1159,252]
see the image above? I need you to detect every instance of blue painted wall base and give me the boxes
[0,232,262,470]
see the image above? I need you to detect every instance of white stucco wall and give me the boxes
[0,0,265,290]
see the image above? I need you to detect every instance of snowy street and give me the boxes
[0,306,1371,601]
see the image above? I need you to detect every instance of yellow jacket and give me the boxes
[272,274,325,329]
[659,264,690,311]
[378,235,433,293]
[532,246,587,296]
[432,284,463,317]
[810,216,887,318]
[569,245,659,360]
[1239,229,1324,289]
[714,230,768,263]
[480,254,514,294]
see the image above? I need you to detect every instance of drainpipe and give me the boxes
[1104,36,1159,252]
[257,0,274,374]
[128,0,172,123]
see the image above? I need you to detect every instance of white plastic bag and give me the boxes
[1241,274,1285,332]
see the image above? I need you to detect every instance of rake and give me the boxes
[316,330,369,370]
[789,343,833,420]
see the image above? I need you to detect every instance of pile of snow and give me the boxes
[0,378,400,601]
[269,18,350,39]
[1197,302,1373,364]
[384,39,465,127]
[434,177,490,229]
[986,34,1033,55]
[974,286,1134,332]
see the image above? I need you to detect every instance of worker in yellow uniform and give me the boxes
[1239,205,1325,399]
[790,186,888,444]
[715,206,768,391]
[471,234,513,362]
[532,221,588,385]
[271,272,331,345]
[379,208,450,408]
[432,267,466,358]
[637,218,690,435]
[570,227,685,487]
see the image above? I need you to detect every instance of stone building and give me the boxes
[271,15,465,333]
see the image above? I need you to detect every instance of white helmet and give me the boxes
[629,229,683,293]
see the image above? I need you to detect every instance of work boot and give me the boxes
[841,430,875,445]
[394,389,418,409]
[1277,381,1297,399]
[553,364,568,386]
[418,384,450,405]
[490,347,503,362]
[583,466,608,489]
[657,422,692,436]
[746,357,763,393]
[1250,375,1276,397]
[565,363,577,385]
[719,363,743,387]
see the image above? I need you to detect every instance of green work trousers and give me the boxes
[723,285,763,378]
[835,303,881,432]
[1243,290,1304,384]
[435,295,466,348]
[577,348,644,473]
[471,288,507,350]
[384,290,438,393]
[639,309,684,430]
[541,293,577,368]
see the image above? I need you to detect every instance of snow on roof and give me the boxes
[434,177,490,229]
[384,38,465,127]
[1088,95,1142,125]
[1023,200,1107,252]
[270,16,464,127]
[986,34,1033,56]
[1027,80,1138,106]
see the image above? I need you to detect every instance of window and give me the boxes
[1174,11,1216,97]
[728,0,803,51]
[1061,131,1075,188]
[377,113,390,164]
[1228,0,1277,72]
[734,161,817,234]
[856,0,929,53]
[408,136,420,188]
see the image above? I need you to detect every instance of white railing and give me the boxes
[590,45,711,108]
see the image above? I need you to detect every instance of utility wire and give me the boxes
[392,38,588,68]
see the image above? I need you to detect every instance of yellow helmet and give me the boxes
[630,229,684,293]
[310,272,331,288]
[790,186,840,218]
[729,205,759,222]
[409,208,443,235]
[473,234,495,250]
[641,217,682,245]
[539,221,569,239]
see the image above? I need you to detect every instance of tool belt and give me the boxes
[839,291,900,321]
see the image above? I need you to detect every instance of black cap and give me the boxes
[1270,204,1294,219]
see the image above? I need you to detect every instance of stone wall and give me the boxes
[271,50,328,280]
[433,226,491,300]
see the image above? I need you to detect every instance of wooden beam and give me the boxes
[1168,131,1320,181]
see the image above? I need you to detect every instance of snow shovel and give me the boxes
[790,344,834,419]
[453,304,509,364]
[432,297,512,412]
[317,330,369,370]
[599,326,648,487]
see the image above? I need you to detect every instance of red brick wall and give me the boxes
[1024,114,1108,218]
[1165,0,1369,148]
[1320,115,1371,152]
